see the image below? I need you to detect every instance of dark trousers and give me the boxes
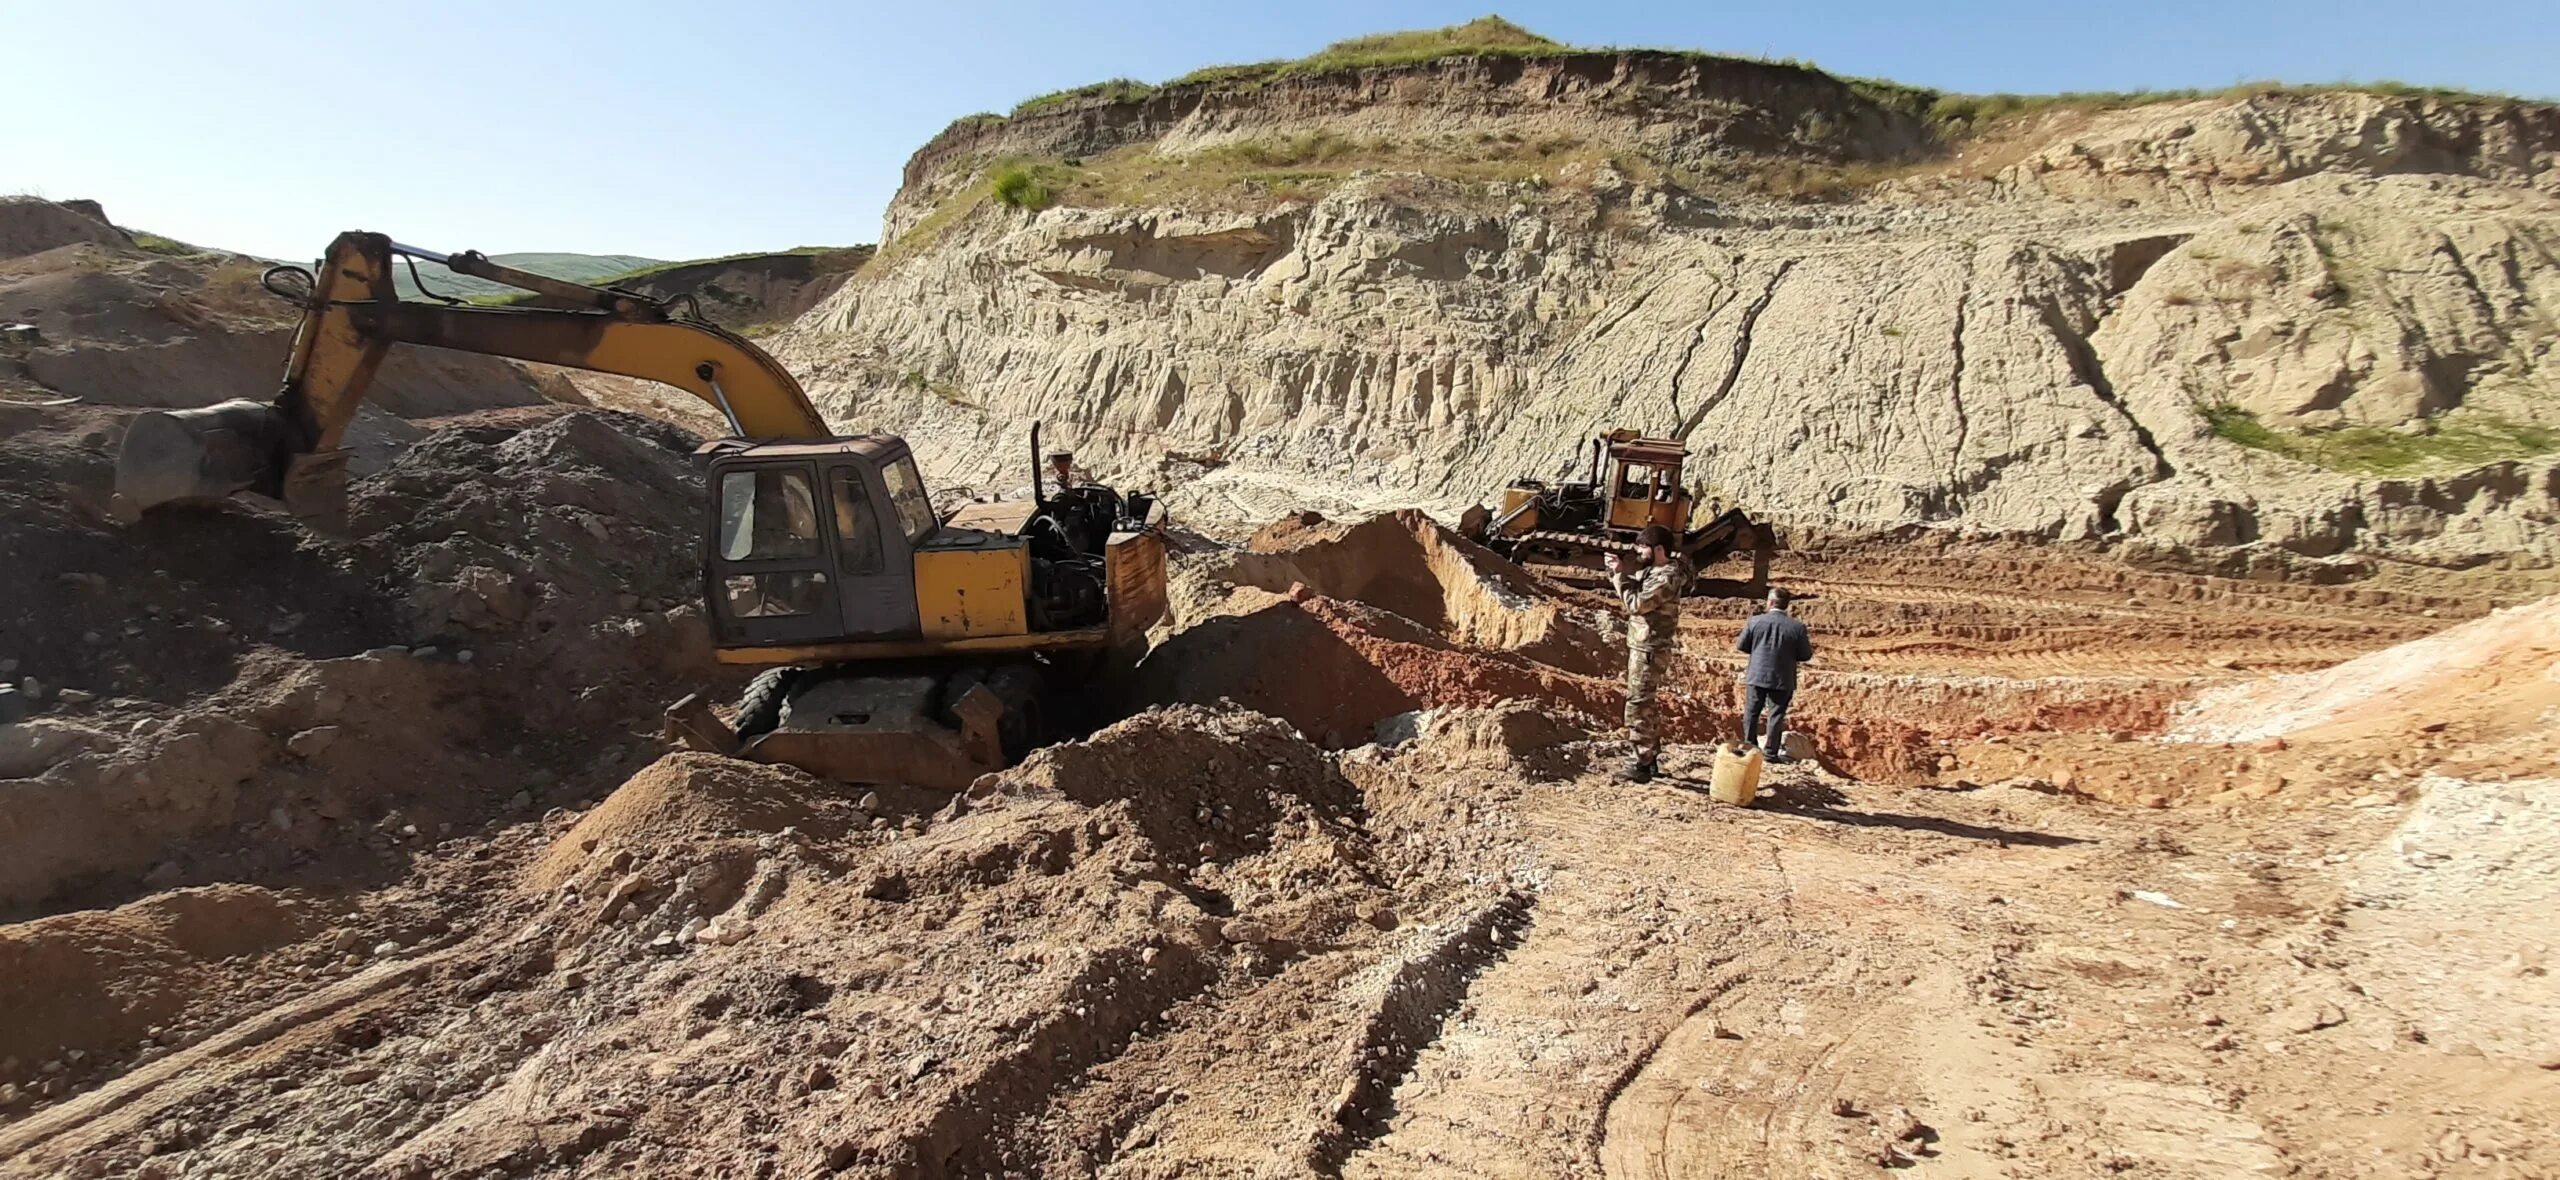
[1743,685,1794,754]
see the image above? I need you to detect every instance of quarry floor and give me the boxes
[0,407,2553,1179]
[5,725,2551,1180]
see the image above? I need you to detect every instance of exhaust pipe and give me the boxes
[1029,420,1045,508]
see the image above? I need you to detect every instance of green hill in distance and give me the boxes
[391,251,665,301]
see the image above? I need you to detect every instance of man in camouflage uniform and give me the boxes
[1606,524,1695,783]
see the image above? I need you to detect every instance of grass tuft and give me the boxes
[1012,78,1159,118]
[899,369,975,406]
[2199,402,2287,452]
[128,230,210,257]
[992,162,1075,211]
[2202,403,2560,474]
[1166,15,1564,88]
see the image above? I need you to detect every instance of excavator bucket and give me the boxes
[113,399,349,528]
[111,399,292,521]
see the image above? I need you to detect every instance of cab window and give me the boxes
[718,468,820,561]
[722,571,828,618]
[880,456,938,542]
[830,468,886,575]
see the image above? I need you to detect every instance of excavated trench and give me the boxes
[1134,509,2220,788]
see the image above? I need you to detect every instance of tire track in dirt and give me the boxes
[1341,779,1823,1179]
[1309,890,1534,1171]
[0,945,461,1172]
[889,942,1225,1176]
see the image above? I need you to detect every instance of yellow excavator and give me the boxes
[115,231,1166,789]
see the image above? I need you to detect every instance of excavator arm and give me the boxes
[114,231,829,525]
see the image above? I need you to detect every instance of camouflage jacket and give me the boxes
[1612,555,1694,651]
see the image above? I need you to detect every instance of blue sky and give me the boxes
[7,0,2552,262]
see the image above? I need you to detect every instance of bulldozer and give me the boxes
[1463,428,1771,592]
[113,231,1166,789]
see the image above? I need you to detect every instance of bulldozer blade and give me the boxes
[735,673,1008,791]
[111,399,293,522]
[661,692,743,757]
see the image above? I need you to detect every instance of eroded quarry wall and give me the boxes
[775,73,2560,569]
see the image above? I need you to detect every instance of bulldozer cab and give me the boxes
[701,436,934,649]
[1602,433,1694,535]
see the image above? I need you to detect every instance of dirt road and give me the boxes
[1361,759,2555,1179]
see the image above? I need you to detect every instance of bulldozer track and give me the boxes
[1510,530,1639,555]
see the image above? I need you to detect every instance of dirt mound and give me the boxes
[0,885,317,1066]
[0,410,722,912]
[351,409,711,652]
[1189,510,1611,673]
[1003,705,1366,869]
[529,753,849,891]
[2173,594,2560,749]
[0,238,555,417]
[0,197,125,259]
[1,650,508,912]
[1373,701,1596,781]
[1136,594,1678,749]
[0,705,1487,1177]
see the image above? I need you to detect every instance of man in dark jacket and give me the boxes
[1735,587,1814,761]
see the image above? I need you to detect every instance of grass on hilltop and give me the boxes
[1012,79,1160,118]
[128,230,215,257]
[1002,14,2534,130]
[1173,15,1563,86]
[1011,17,1566,114]
[877,17,2548,268]
[464,246,872,307]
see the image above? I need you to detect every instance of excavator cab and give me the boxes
[701,438,932,649]
[697,433,1161,662]
[681,429,1169,789]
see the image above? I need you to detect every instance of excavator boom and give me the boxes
[112,231,827,524]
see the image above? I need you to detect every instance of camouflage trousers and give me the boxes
[1624,641,1669,753]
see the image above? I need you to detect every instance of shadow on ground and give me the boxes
[1659,774,2089,848]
